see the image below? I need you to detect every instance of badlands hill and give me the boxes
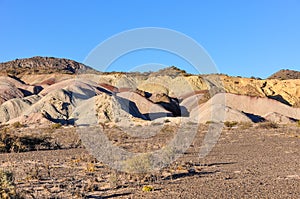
[0,57,299,127]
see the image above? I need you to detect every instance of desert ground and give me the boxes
[0,57,300,198]
[0,123,299,198]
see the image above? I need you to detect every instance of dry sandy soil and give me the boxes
[1,123,299,198]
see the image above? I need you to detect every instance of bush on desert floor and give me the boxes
[124,153,152,174]
[0,170,17,199]
[0,130,53,153]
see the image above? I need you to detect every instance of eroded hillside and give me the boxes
[0,57,299,127]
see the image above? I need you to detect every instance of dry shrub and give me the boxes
[239,122,253,129]
[161,125,176,134]
[86,162,95,172]
[198,91,211,104]
[108,171,119,189]
[124,153,152,174]
[11,122,24,129]
[258,122,279,129]
[292,101,300,108]
[51,123,62,129]
[0,131,53,153]
[0,170,17,199]
[224,121,238,128]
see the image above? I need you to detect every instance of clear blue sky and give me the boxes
[1,0,299,78]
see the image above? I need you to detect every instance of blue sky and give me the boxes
[1,0,299,78]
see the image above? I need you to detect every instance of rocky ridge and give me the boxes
[268,69,300,80]
[0,56,98,76]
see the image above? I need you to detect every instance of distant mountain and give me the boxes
[268,69,300,80]
[0,56,99,76]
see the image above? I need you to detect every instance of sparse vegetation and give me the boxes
[0,131,53,153]
[0,123,298,198]
[0,127,82,153]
